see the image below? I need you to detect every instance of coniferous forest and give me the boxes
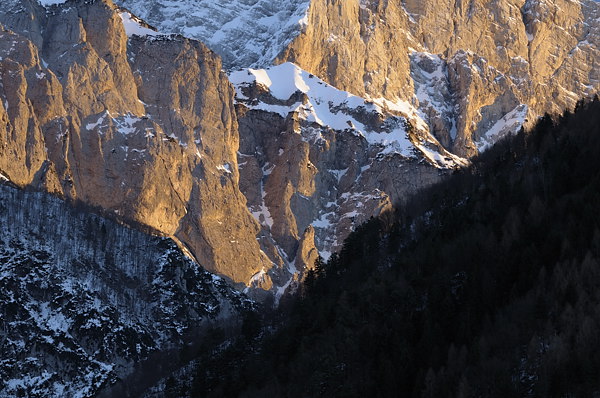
[179,97,600,397]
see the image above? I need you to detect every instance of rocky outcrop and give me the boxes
[0,0,272,286]
[231,63,453,287]
[102,0,599,291]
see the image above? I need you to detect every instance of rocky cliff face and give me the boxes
[277,0,600,156]
[116,0,599,158]
[0,0,273,287]
[231,63,463,278]
[0,0,457,297]
[0,183,253,397]
[1,0,598,297]
[101,0,599,294]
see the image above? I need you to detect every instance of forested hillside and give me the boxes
[186,97,600,397]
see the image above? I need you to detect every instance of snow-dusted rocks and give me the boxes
[232,62,460,290]
[118,10,161,37]
[230,62,466,166]
[0,0,458,301]
[278,0,600,156]
[0,0,597,301]
[115,0,598,158]
[0,185,252,397]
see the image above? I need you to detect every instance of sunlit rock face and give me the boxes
[277,0,600,157]
[0,0,272,287]
[106,0,598,291]
[115,0,599,158]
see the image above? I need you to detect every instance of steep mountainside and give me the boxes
[231,62,464,266]
[0,0,273,287]
[1,2,599,395]
[0,183,253,397]
[0,0,470,297]
[104,0,598,293]
[279,0,600,156]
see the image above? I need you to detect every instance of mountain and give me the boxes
[113,0,599,292]
[0,183,253,397]
[117,0,311,69]
[0,0,597,297]
[277,0,600,156]
[1,0,599,395]
[0,0,460,297]
[186,97,600,398]
[231,62,464,268]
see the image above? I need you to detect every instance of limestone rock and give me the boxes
[232,64,447,285]
[295,225,319,273]
[277,0,600,156]
[3,0,599,298]
[122,0,599,157]
[0,0,271,287]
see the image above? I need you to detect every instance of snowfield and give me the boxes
[115,0,311,69]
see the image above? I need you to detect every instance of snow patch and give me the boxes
[330,168,348,183]
[216,163,232,174]
[37,0,67,6]
[476,104,528,152]
[230,63,418,159]
[240,64,310,100]
[250,184,274,228]
[113,113,143,135]
[85,112,108,131]
[119,11,161,38]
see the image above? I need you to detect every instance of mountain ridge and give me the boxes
[112,0,600,158]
